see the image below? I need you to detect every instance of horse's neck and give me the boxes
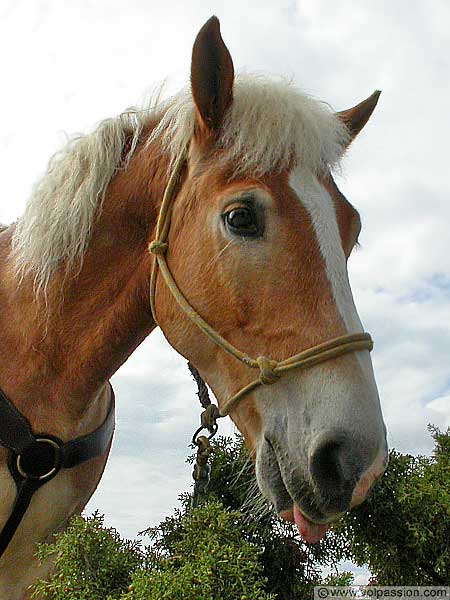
[0,165,161,436]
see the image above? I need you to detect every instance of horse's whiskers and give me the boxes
[207,240,235,268]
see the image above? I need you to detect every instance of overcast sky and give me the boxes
[0,0,449,582]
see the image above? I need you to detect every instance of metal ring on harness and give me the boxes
[16,437,62,482]
[0,385,115,560]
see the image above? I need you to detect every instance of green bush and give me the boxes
[32,512,143,599]
[32,427,450,598]
[32,505,274,600]
[124,502,274,600]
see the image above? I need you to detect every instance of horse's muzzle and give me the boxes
[257,431,388,542]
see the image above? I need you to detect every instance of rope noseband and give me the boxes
[149,148,374,418]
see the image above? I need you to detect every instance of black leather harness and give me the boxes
[0,385,115,559]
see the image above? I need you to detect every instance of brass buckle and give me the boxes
[16,437,62,481]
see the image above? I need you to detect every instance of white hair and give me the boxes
[12,74,348,294]
[152,74,348,175]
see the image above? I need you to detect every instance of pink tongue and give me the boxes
[293,504,328,544]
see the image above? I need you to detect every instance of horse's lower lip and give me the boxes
[279,504,330,544]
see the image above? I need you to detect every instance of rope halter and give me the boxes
[149,148,374,417]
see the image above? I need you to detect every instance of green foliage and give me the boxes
[32,512,143,599]
[31,427,450,598]
[333,426,450,585]
[124,502,274,600]
[323,571,354,586]
[32,504,273,600]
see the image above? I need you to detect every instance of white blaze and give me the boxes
[288,167,376,381]
[289,167,363,333]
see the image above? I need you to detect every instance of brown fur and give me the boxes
[321,172,362,258]
[0,137,167,597]
[337,90,381,142]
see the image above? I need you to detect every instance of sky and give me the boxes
[0,0,449,583]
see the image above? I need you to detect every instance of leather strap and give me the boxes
[0,480,40,560]
[0,389,35,453]
[0,385,115,559]
[62,398,115,469]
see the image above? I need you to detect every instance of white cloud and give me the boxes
[427,395,450,424]
[353,572,370,586]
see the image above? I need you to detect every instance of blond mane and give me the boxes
[12,74,348,294]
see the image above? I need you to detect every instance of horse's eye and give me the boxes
[223,206,262,237]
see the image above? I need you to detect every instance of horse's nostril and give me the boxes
[310,440,345,487]
[309,433,360,512]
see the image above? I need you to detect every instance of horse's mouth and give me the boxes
[279,505,330,544]
[276,480,336,544]
[257,437,343,544]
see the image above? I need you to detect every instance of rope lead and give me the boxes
[188,362,220,508]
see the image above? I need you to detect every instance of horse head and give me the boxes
[149,17,388,542]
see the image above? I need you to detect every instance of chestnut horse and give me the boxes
[0,17,387,599]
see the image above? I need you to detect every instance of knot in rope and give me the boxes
[256,356,280,385]
[149,240,168,255]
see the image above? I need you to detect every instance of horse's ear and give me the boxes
[191,16,234,134]
[337,90,381,145]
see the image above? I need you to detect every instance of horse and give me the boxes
[0,16,387,599]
